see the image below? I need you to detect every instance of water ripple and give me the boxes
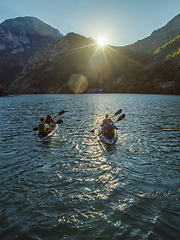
[0,94,180,240]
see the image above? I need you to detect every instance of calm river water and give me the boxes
[0,94,180,240]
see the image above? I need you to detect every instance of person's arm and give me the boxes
[98,125,106,135]
[52,117,56,123]
[100,120,105,127]
[113,125,118,130]
[98,129,104,136]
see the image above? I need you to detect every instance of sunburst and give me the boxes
[96,37,108,47]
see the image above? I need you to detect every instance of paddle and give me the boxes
[114,113,125,123]
[110,109,122,118]
[53,110,65,118]
[90,109,122,133]
[33,111,65,131]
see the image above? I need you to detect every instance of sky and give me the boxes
[0,0,180,46]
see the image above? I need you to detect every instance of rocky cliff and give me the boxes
[0,16,63,88]
[9,36,70,93]
[8,33,96,94]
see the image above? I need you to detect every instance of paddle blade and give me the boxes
[33,127,38,131]
[114,109,122,116]
[116,114,125,122]
[90,129,95,133]
[110,109,122,118]
[58,110,65,116]
[54,110,65,118]
[57,119,63,124]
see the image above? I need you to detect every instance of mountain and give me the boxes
[120,14,180,94]
[125,14,180,54]
[8,32,149,94]
[7,14,180,95]
[0,16,63,88]
[9,33,97,94]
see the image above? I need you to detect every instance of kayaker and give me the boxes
[38,117,50,137]
[45,114,56,131]
[45,114,56,124]
[100,114,109,127]
[98,119,118,139]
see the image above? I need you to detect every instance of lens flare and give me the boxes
[100,80,103,93]
[68,74,88,94]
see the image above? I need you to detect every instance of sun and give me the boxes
[96,37,108,47]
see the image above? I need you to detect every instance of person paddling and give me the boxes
[38,117,50,137]
[98,119,118,139]
[100,114,114,127]
[100,114,109,127]
[45,114,56,132]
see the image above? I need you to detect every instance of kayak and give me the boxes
[36,123,58,142]
[99,129,118,145]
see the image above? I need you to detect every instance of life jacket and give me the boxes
[104,124,115,139]
[38,123,49,136]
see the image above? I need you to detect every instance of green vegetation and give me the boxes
[154,35,180,54]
